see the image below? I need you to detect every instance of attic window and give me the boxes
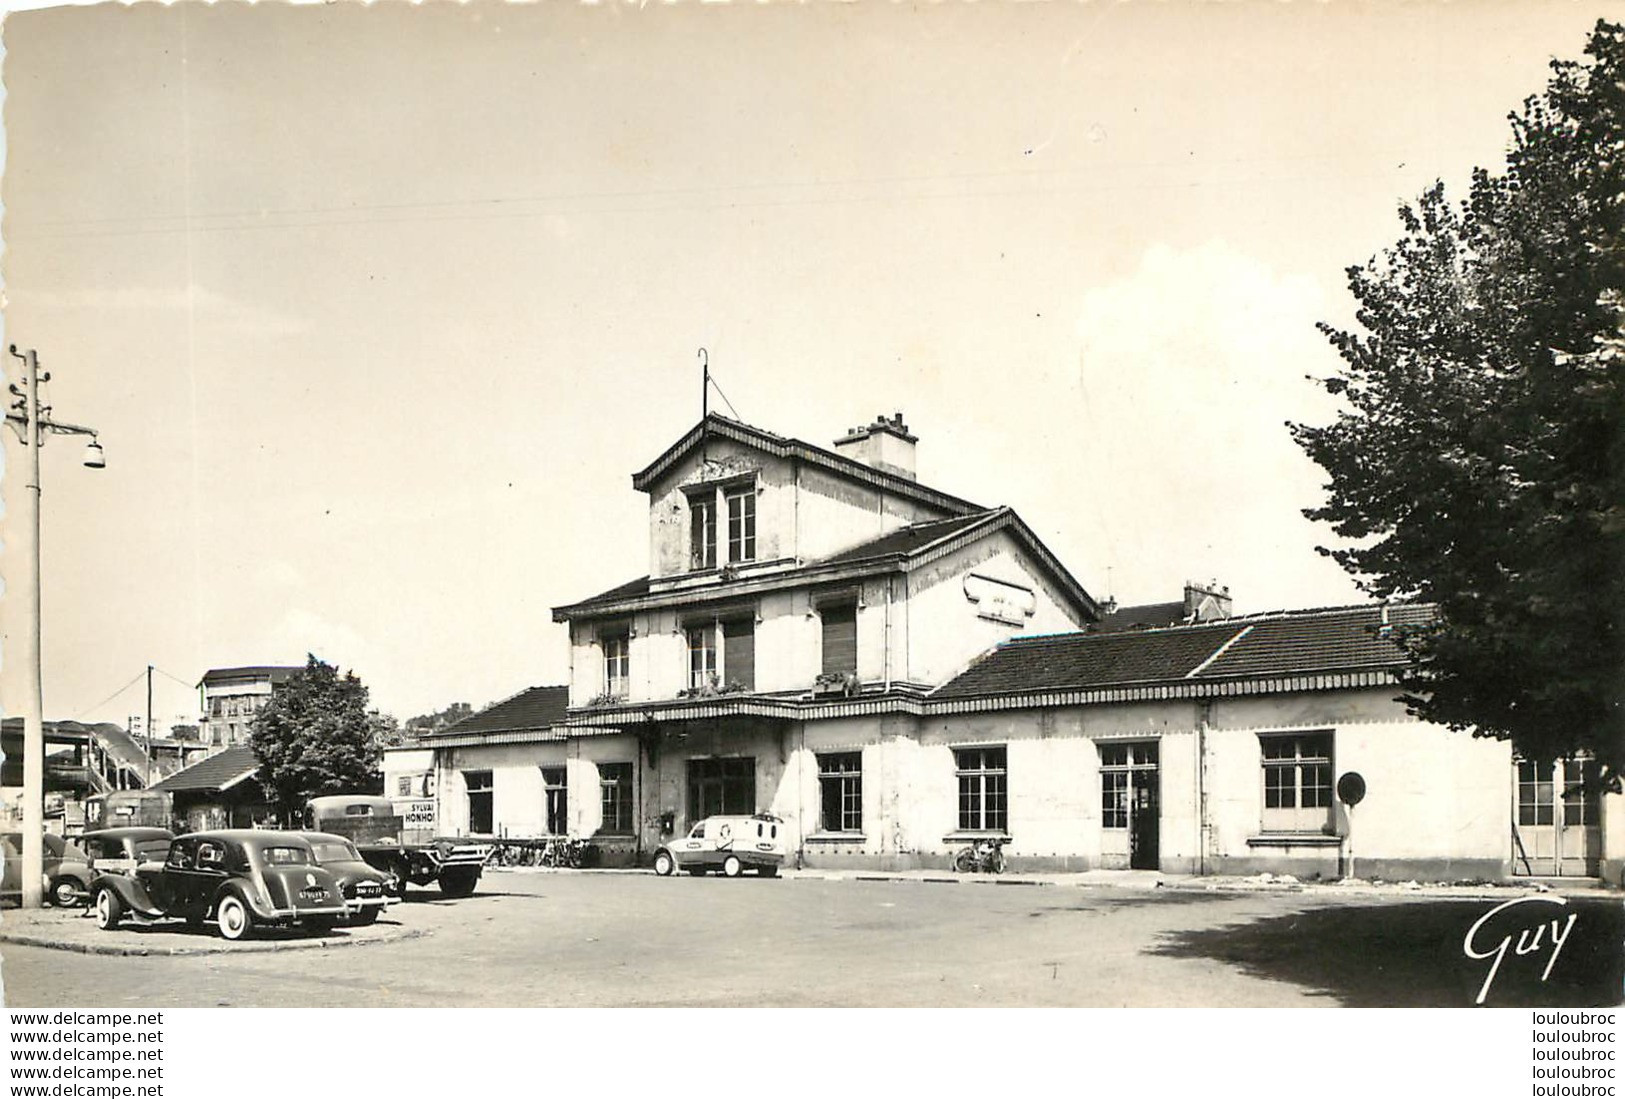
[690,495,717,570]
[726,485,756,563]
[684,476,758,572]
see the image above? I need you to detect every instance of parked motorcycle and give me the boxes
[951,836,1008,874]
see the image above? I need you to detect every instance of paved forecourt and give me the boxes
[2,870,1617,1008]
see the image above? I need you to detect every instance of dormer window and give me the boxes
[690,495,717,571]
[685,476,758,572]
[725,485,756,563]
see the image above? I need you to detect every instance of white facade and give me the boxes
[423,414,1619,885]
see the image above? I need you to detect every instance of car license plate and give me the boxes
[300,887,327,901]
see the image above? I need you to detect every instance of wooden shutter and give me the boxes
[723,619,755,690]
[821,604,857,676]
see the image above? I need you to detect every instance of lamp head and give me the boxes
[82,438,105,469]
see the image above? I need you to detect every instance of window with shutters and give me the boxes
[820,602,858,677]
[722,618,755,690]
[683,612,755,692]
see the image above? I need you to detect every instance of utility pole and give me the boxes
[6,345,104,908]
[146,665,154,786]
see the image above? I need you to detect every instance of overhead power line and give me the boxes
[70,670,149,722]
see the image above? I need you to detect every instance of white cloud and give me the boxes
[1068,239,1355,611]
[19,284,309,335]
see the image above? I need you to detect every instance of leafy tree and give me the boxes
[370,711,407,749]
[1291,21,1624,789]
[249,654,388,820]
[404,701,473,735]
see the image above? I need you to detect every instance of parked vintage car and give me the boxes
[1,832,94,907]
[90,830,350,940]
[651,814,786,878]
[78,828,174,877]
[300,831,398,925]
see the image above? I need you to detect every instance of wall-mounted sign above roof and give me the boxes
[964,573,1036,627]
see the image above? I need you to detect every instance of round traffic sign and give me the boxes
[1337,771,1367,806]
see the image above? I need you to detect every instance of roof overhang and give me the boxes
[421,726,570,748]
[631,414,982,515]
[413,667,1406,750]
[215,767,262,792]
[554,556,910,622]
[553,508,1097,624]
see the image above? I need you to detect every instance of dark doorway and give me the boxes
[541,767,567,834]
[1101,740,1160,871]
[464,770,493,835]
[1130,763,1160,870]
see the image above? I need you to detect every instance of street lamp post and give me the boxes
[6,345,103,909]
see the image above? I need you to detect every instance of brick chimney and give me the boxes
[833,412,917,481]
[1184,580,1233,622]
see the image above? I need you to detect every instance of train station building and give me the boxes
[389,412,1622,886]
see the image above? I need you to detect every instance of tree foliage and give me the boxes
[404,702,473,736]
[370,711,407,749]
[1291,20,1624,788]
[249,654,388,818]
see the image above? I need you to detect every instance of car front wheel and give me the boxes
[653,850,675,877]
[215,894,254,941]
[49,878,81,907]
[722,855,743,878]
[350,906,381,926]
[93,888,123,931]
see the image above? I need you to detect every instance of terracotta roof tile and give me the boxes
[934,604,1434,700]
[818,511,1000,565]
[427,685,570,738]
[1091,601,1189,633]
[1198,604,1435,679]
[149,745,260,793]
[199,666,302,687]
[934,621,1245,699]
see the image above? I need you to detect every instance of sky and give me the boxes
[1,0,1619,732]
